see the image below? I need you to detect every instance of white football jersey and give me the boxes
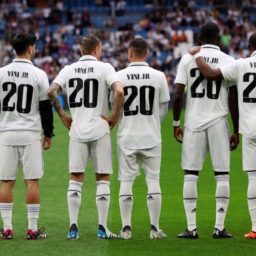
[0,58,49,145]
[117,62,170,149]
[175,44,235,131]
[221,50,256,137]
[53,55,119,142]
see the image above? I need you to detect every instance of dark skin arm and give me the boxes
[189,46,223,80]
[172,83,185,143]
[48,83,72,129]
[229,86,239,150]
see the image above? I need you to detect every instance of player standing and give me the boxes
[190,33,256,239]
[48,34,124,240]
[0,33,54,240]
[117,38,170,239]
[173,22,239,239]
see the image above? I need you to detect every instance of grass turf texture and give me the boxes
[1,110,256,256]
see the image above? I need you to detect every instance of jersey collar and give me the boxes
[79,55,98,61]
[201,44,220,51]
[251,50,256,57]
[13,58,33,64]
[128,62,149,67]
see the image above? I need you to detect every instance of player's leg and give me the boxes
[67,139,87,239]
[243,136,256,239]
[178,128,207,239]
[141,143,166,239]
[91,134,116,239]
[118,145,139,239]
[208,119,232,238]
[22,141,46,239]
[0,145,19,240]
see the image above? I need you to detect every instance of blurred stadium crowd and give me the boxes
[0,0,256,94]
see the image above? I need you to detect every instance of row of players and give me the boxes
[0,22,255,240]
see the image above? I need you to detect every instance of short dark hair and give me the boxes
[129,38,148,57]
[80,34,101,54]
[199,22,219,44]
[11,33,36,55]
[249,33,256,49]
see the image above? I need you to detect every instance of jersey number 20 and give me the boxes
[69,78,98,108]
[124,85,155,116]
[190,68,222,99]
[2,82,33,113]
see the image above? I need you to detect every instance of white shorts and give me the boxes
[182,119,230,172]
[0,140,43,180]
[242,136,256,171]
[118,143,161,181]
[69,134,112,174]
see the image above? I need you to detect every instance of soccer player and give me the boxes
[48,34,124,240]
[0,33,54,240]
[189,33,256,239]
[173,22,239,239]
[117,38,170,239]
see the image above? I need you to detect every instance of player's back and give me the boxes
[175,45,234,131]
[56,56,116,142]
[0,59,48,136]
[117,63,169,149]
[224,54,256,137]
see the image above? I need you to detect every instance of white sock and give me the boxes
[183,174,198,231]
[146,178,162,231]
[96,181,110,229]
[0,203,13,230]
[119,181,133,228]
[67,180,83,227]
[27,204,40,231]
[215,174,230,231]
[248,172,256,232]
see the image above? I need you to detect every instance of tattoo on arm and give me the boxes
[111,81,124,117]
[48,83,65,117]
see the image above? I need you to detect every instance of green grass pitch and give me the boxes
[1,111,256,256]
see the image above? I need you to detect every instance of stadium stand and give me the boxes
[0,0,256,97]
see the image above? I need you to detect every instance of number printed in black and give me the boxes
[2,82,33,113]
[243,73,256,103]
[190,68,221,99]
[69,78,98,108]
[124,85,155,116]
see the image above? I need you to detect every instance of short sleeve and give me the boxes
[220,61,238,84]
[53,65,69,90]
[159,73,170,103]
[174,55,188,85]
[39,71,50,101]
[104,64,120,87]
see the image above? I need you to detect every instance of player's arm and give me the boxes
[228,86,239,150]
[189,47,223,80]
[39,100,54,150]
[48,83,72,129]
[102,81,124,129]
[172,83,185,143]
[159,102,169,122]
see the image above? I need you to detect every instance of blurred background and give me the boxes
[0,0,255,96]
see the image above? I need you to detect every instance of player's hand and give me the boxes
[189,46,201,56]
[61,114,72,130]
[230,133,239,151]
[174,126,183,143]
[101,115,119,130]
[43,136,52,150]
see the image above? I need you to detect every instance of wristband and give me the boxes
[173,120,180,127]
[194,52,202,59]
